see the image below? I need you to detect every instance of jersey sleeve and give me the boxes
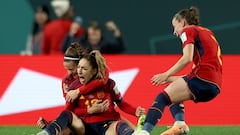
[117,100,137,116]
[61,80,67,99]
[181,27,197,48]
[108,79,121,102]
[65,101,89,116]
[79,69,109,94]
[61,74,74,99]
[65,101,76,111]
[108,79,137,116]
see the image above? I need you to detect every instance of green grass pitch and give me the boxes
[0,125,240,135]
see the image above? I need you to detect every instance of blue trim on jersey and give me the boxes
[114,97,123,103]
[194,28,204,57]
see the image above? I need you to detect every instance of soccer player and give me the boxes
[61,43,138,131]
[134,6,222,135]
[37,42,109,134]
[36,50,145,135]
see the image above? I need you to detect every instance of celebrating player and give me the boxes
[36,50,145,135]
[134,6,222,135]
[37,42,111,134]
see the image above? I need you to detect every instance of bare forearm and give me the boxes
[166,76,183,82]
[166,56,191,77]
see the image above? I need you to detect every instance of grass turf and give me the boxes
[0,125,239,135]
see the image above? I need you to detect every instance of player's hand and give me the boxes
[151,72,168,86]
[135,106,145,117]
[66,89,80,102]
[88,99,109,114]
[37,117,48,129]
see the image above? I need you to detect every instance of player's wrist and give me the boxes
[164,71,171,78]
[87,108,93,114]
[76,88,80,96]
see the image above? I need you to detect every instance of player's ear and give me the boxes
[183,19,187,27]
[93,68,97,76]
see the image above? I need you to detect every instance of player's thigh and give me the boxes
[70,112,85,135]
[105,121,118,135]
[164,78,193,103]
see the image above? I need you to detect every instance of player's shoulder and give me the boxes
[68,78,81,90]
[106,78,116,88]
[183,25,198,32]
[108,78,115,83]
[63,74,75,84]
[181,25,200,39]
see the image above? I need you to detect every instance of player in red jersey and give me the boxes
[36,50,144,135]
[37,43,110,134]
[135,6,222,135]
[61,46,137,131]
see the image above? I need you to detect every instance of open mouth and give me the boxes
[78,76,85,84]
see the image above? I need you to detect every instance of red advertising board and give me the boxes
[0,55,239,125]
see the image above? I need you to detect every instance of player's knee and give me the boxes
[71,115,85,135]
[153,92,171,108]
[59,110,73,123]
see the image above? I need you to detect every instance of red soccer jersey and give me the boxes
[67,79,136,124]
[78,69,110,94]
[181,26,223,89]
[61,74,78,98]
[62,70,108,102]
[62,69,110,99]
[42,19,84,55]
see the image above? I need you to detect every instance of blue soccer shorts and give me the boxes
[183,76,220,103]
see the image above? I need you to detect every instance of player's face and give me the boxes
[77,58,97,84]
[63,61,78,77]
[172,17,184,37]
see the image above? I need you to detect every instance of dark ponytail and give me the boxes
[174,6,200,25]
[64,42,86,64]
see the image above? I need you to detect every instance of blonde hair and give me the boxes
[90,50,107,80]
[81,50,107,81]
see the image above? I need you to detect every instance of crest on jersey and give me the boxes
[97,90,105,99]
[88,94,94,99]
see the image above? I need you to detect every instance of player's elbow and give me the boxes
[185,58,192,64]
[181,56,192,66]
[184,53,193,62]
